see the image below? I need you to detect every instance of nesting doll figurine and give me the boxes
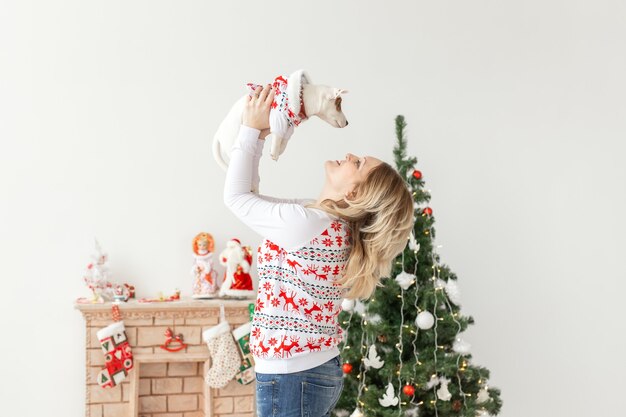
[191,232,218,298]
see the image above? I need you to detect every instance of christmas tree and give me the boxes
[335,116,502,417]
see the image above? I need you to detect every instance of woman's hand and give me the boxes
[243,84,274,131]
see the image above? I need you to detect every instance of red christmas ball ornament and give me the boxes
[423,207,433,216]
[342,363,353,374]
[412,170,422,180]
[402,384,416,396]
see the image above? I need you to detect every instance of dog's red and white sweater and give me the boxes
[246,70,310,143]
[223,125,350,374]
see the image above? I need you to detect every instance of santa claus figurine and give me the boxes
[219,238,255,298]
[191,232,218,298]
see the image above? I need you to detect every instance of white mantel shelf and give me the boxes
[75,297,254,314]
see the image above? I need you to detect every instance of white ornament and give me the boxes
[341,299,356,312]
[453,337,471,355]
[426,374,440,389]
[435,279,446,290]
[354,300,366,315]
[436,376,451,401]
[395,271,416,290]
[378,382,399,407]
[363,345,384,369]
[408,232,420,253]
[476,410,491,417]
[445,279,461,305]
[82,239,116,302]
[350,408,364,417]
[476,387,490,403]
[334,411,349,417]
[415,311,435,330]
[368,313,382,324]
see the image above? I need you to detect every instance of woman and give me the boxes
[223,85,414,417]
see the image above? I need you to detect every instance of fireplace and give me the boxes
[76,299,255,417]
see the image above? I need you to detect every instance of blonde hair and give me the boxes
[192,232,215,255]
[317,162,414,300]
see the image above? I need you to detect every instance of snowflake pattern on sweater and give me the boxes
[250,219,351,360]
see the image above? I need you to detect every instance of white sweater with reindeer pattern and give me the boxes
[223,125,350,374]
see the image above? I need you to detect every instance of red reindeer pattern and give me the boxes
[278,287,299,312]
[286,259,302,273]
[257,335,271,358]
[305,337,322,352]
[274,336,300,358]
[304,302,323,318]
[265,240,286,258]
[304,264,328,281]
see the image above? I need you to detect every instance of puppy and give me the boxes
[213,69,348,173]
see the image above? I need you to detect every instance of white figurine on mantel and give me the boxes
[82,239,116,303]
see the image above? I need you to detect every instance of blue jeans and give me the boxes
[255,356,344,417]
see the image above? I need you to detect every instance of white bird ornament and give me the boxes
[363,345,384,369]
[378,382,399,407]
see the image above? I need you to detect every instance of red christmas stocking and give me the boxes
[96,308,133,388]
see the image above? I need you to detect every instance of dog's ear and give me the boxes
[333,88,349,98]
[334,96,343,112]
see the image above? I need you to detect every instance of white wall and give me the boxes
[1,1,624,416]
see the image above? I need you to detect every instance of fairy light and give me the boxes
[411,253,420,369]
[396,251,407,416]
[340,310,355,355]
[429,224,440,417]
[354,313,367,409]
[441,293,468,410]
[355,301,374,414]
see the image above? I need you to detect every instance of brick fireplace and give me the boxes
[76,299,255,417]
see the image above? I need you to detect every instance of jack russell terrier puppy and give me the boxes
[213,69,348,176]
